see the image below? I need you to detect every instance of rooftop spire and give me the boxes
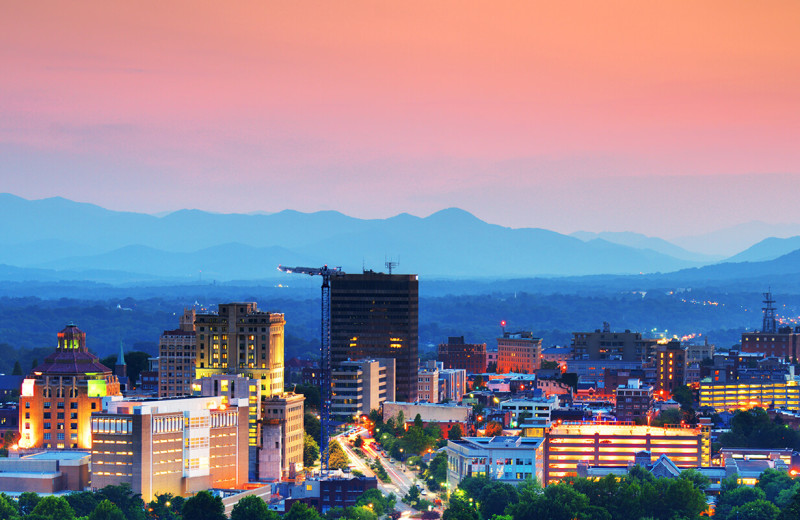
[117,340,126,365]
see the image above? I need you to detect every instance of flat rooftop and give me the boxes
[25,451,90,461]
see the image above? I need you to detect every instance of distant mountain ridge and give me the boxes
[570,231,722,263]
[0,192,794,282]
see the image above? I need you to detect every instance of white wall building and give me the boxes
[446,436,545,489]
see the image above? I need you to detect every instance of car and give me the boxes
[389,458,395,463]
[343,467,351,473]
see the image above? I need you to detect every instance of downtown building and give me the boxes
[194,302,286,397]
[90,395,248,501]
[158,309,197,397]
[497,332,542,374]
[331,359,395,422]
[19,324,122,450]
[330,271,419,402]
[543,421,711,485]
[571,325,657,362]
[438,336,488,374]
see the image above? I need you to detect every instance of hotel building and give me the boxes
[90,395,248,501]
[19,324,122,450]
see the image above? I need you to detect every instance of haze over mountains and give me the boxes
[1,193,800,284]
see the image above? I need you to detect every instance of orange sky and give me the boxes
[1,1,799,236]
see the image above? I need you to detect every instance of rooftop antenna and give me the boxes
[385,257,399,275]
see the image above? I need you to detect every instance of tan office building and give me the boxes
[90,395,248,501]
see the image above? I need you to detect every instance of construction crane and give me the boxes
[278,264,344,473]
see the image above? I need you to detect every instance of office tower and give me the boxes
[438,336,488,374]
[497,332,542,374]
[19,324,122,450]
[656,340,687,393]
[262,393,305,479]
[193,373,262,447]
[194,303,286,397]
[90,395,248,501]
[158,308,197,397]
[331,358,395,422]
[571,325,658,362]
[330,272,419,402]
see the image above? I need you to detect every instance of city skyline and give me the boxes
[2,2,799,238]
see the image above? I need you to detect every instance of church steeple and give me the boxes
[115,340,127,379]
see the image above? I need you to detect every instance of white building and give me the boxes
[331,359,395,421]
[446,436,545,489]
[498,396,559,436]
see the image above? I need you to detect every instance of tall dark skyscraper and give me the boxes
[330,271,419,402]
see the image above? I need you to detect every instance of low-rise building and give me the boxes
[0,451,90,493]
[382,401,471,424]
[498,396,559,434]
[90,395,249,501]
[446,436,545,489]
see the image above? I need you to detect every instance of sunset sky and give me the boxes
[2,2,799,238]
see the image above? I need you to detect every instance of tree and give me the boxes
[729,500,780,520]
[425,452,448,491]
[89,500,126,520]
[484,421,502,437]
[284,501,322,520]
[146,493,183,520]
[305,411,321,442]
[478,482,518,519]
[414,414,424,429]
[672,384,694,410]
[679,468,710,491]
[717,486,768,520]
[356,489,394,517]
[182,491,225,520]
[757,468,795,502]
[448,424,463,441]
[442,497,479,520]
[0,494,18,520]
[231,495,278,520]
[29,496,76,520]
[780,488,800,520]
[11,361,22,375]
[97,483,145,520]
[295,384,321,411]
[304,432,320,467]
[66,491,99,517]
[328,439,350,469]
[19,492,41,515]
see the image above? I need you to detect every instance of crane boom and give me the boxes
[278,264,344,473]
